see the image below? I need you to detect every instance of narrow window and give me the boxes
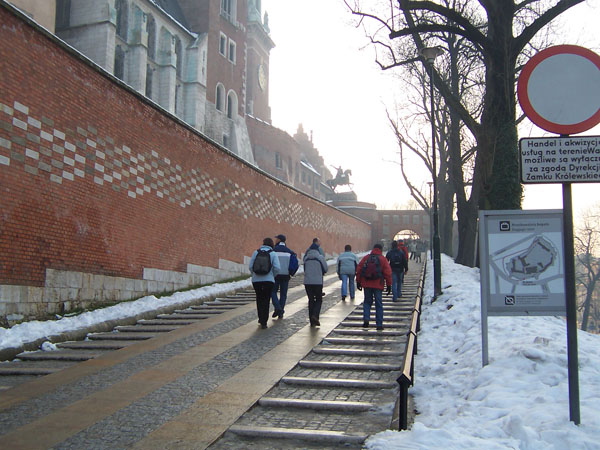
[147,15,156,60]
[226,91,237,119]
[219,33,227,57]
[216,84,225,111]
[145,64,153,98]
[116,0,128,40]
[114,46,126,80]
[174,38,183,78]
[228,39,236,64]
[275,152,281,169]
[55,0,71,30]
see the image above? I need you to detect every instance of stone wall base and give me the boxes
[0,257,250,325]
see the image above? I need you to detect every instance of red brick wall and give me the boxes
[0,5,371,289]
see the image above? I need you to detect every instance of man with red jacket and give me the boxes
[356,243,392,331]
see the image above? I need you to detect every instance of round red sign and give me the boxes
[518,45,600,135]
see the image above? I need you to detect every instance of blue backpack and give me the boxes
[288,252,299,276]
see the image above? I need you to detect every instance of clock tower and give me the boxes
[247,1,274,122]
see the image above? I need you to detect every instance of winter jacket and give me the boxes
[273,242,297,281]
[386,248,409,274]
[249,245,281,283]
[398,243,409,260]
[337,251,359,276]
[303,244,328,285]
[355,248,392,290]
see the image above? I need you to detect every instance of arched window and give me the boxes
[114,46,126,80]
[215,84,225,112]
[146,15,156,60]
[226,90,237,119]
[145,64,153,98]
[174,37,183,78]
[116,0,128,40]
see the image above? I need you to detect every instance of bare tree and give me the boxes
[575,205,600,332]
[344,0,584,266]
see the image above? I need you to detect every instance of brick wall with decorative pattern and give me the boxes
[0,4,371,322]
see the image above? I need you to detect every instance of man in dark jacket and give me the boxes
[271,234,298,319]
[386,240,409,301]
[356,243,392,331]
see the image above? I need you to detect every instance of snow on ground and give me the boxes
[365,254,600,450]
[0,279,253,351]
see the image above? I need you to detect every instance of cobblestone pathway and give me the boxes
[0,261,423,449]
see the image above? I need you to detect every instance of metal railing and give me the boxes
[397,264,425,430]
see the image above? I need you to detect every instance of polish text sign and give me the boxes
[519,136,600,183]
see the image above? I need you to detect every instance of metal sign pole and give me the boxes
[562,182,581,425]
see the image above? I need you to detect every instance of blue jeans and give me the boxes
[271,277,289,312]
[363,288,383,327]
[340,274,355,299]
[391,271,404,301]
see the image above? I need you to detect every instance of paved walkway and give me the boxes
[0,261,423,449]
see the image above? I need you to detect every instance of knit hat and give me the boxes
[275,234,286,242]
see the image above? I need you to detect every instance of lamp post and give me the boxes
[427,181,433,259]
[421,46,443,298]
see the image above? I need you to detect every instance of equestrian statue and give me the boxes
[326,166,352,191]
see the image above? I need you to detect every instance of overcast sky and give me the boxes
[261,0,600,221]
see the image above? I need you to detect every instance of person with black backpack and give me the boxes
[386,240,409,301]
[249,237,281,329]
[356,243,392,331]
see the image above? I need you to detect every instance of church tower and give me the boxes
[246,0,274,122]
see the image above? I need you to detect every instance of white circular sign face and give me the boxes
[518,45,600,134]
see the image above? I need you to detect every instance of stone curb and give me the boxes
[228,425,368,444]
[258,397,376,411]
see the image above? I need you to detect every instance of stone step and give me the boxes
[347,315,408,322]
[298,360,401,371]
[228,425,367,444]
[258,397,375,412]
[185,309,223,315]
[191,305,237,310]
[137,319,197,326]
[0,367,62,376]
[333,329,406,337]
[15,351,104,361]
[312,347,402,357]
[281,376,396,389]
[173,308,224,314]
[323,337,401,346]
[88,332,156,340]
[115,325,180,332]
[56,340,141,350]
[339,321,406,328]
[155,314,210,320]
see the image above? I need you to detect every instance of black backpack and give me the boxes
[252,249,272,275]
[361,254,382,280]
[390,250,405,269]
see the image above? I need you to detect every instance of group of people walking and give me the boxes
[248,235,410,331]
[248,235,326,329]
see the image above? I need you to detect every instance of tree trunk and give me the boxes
[479,5,522,211]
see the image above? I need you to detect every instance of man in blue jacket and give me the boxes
[337,244,359,300]
[271,234,298,319]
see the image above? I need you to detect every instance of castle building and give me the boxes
[7,0,335,200]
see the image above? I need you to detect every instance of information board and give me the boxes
[479,210,566,316]
[519,136,600,183]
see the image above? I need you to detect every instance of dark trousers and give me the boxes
[305,284,323,320]
[253,281,274,325]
